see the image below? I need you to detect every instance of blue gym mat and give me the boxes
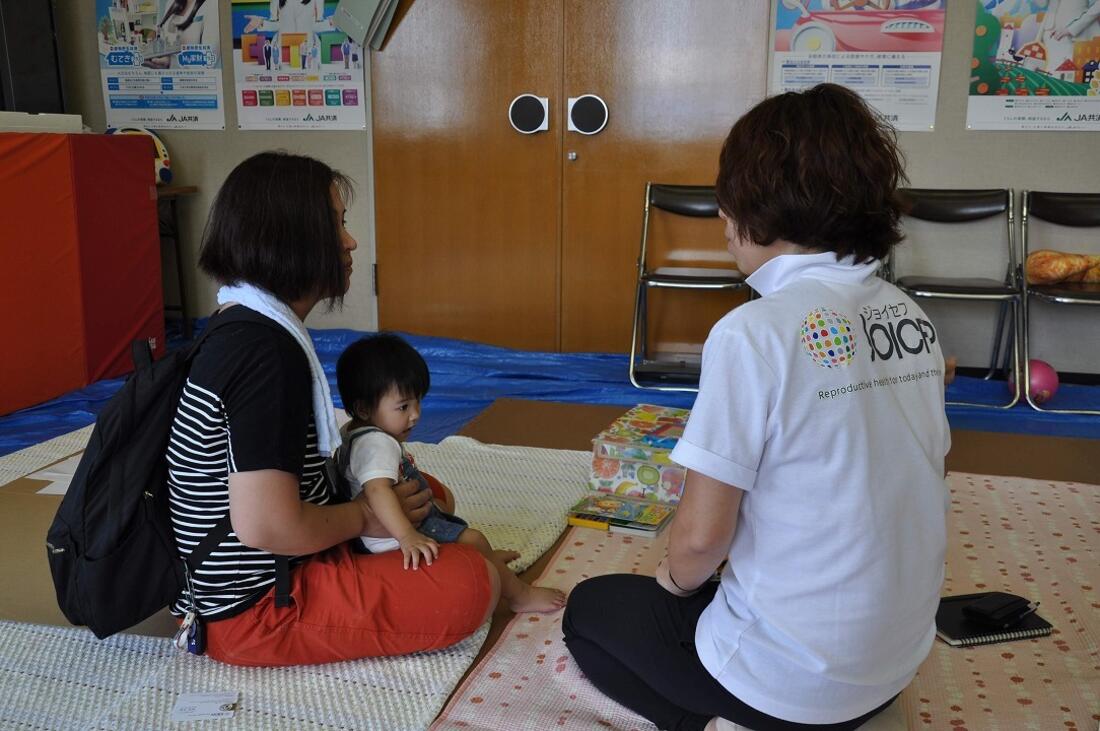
[2,323,1098,458]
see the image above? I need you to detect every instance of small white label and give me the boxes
[169,692,239,722]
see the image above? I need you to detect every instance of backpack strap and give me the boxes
[344,425,385,441]
[185,514,233,574]
[131,339,154,371]
[183,514,292,610]
[273,557,291,608]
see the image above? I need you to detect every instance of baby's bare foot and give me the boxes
[492,549,521,565]
[509,585,567,613]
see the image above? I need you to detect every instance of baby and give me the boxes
[335,332,566,613]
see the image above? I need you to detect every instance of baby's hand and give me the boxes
[398,532,438,570]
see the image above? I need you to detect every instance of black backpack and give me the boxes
[45,315,240,639]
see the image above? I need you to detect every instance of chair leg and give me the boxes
[999,307,1015,381]
[628,281,646,388]
[1022,294,1040,410]
[1003,298,1021,409]
[628,283,701,393]
[985,300,1009,380]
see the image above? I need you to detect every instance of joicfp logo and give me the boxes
[858,303,938,362]
[800,308,857,368]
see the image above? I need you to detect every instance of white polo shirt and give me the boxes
[669,252,950,724]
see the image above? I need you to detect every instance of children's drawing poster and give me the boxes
[231,0,367,130]
[770,1,947,131]
[967,0,1100,130]
[96,0,226,130]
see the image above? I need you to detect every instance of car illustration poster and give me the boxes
[96,0,226,130]
[967,0,1100,130]
[230,0,366,130]
[771,0,947,131]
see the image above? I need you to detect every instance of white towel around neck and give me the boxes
[216,284,341,457]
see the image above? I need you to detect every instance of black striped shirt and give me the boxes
[166,308,335,619]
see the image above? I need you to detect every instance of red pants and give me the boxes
[203,474,490,666]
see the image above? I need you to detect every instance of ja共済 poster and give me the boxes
[771,0,947,131]
[967,0,1100,130]
[231,0,367,130]
[96,0,226,130]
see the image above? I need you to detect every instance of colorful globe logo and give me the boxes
[800,308,857,368]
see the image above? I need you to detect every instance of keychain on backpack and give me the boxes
[174,610,196,651]
[174,566,207,655]
[186,616,206,655]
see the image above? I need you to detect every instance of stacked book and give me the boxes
[567,493,675,538]
[569,405,691,538]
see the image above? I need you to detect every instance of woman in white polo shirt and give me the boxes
[563,84,950,731]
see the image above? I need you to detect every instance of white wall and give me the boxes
[57,1,1100,369]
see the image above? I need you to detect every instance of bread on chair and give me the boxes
[1026,249,1100,285]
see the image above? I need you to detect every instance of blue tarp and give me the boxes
[2,322,1098,458]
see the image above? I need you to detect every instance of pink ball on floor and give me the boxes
[1009,359,1060,404]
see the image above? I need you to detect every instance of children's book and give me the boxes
[935,592,1052,647]
[567,493,675,537]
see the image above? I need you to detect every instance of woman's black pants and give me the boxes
[561,573,896,731]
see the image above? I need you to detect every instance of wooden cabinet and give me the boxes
[372,1,767,352]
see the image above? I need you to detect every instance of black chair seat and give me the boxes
[645,266,744,287]
[1029,282,1100,304]
[631,359,701,384]
[896,276,1017,297]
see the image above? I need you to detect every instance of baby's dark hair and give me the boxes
[336,333,430,419]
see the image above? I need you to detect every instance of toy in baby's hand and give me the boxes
[1025,249,1100,285]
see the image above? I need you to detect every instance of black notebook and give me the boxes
[936,593,1053,647]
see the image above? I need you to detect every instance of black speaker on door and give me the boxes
[567,94,607,135]
[509,93,549,134]
[0,0,66,113]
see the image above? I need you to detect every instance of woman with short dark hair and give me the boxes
[563,84,949,730]
[168,151,498,666]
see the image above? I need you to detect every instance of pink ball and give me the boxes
[1009,359,1060,404]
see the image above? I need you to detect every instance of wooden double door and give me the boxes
[372,1,767,352]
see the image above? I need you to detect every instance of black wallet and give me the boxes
[961,592,1037,630]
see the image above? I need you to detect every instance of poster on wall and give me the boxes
[96,0,226,130]
[770,1,947,131]
[967,0,1100,131]
[231,0,367,130]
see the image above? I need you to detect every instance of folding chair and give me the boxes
[891,188,1021,408]
[1020,190,1100,415]
[628,183,748,391]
